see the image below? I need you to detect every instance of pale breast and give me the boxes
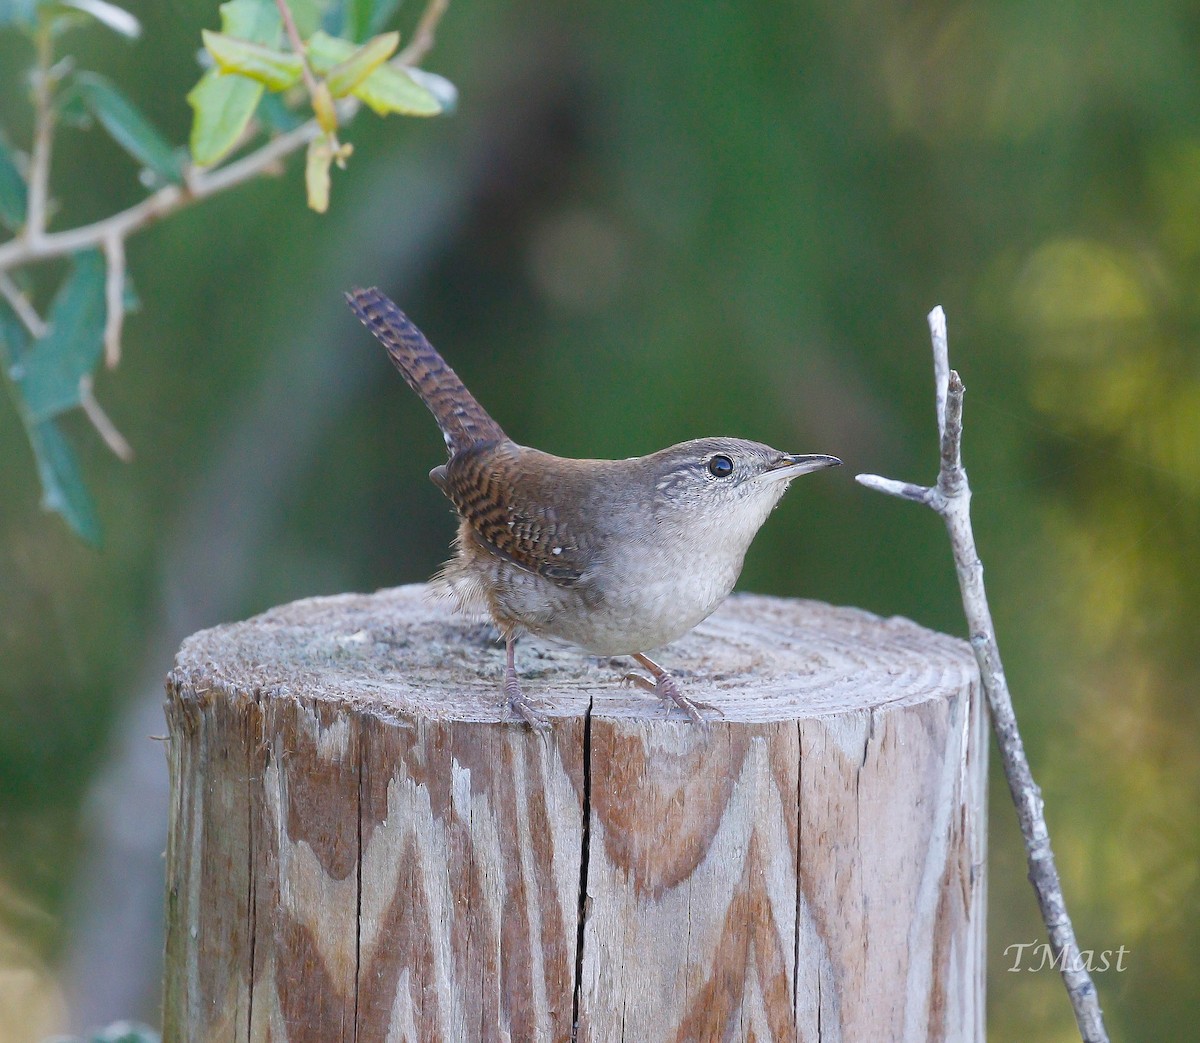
[516,534,743,655]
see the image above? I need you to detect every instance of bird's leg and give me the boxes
[504,631,550,730]
[622,652,715,728]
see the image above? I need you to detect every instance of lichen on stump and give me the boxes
[164,584,986,1042]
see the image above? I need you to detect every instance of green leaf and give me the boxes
[324,30,397,98]
[0,0,39,29]
[13,250,106,422]
[211,0,282,47]
[122,269,140,313]
[0,131,27,231]
[286,0,329,38]
[307,31,443,116]
[57,87,93,128]
[0,292,31,364]
[27,417,102,545]
[342,0,400,41]
[2,296,101,544]
[257,90,303,132]
[202,30,304,91]
[59,0,140,38]
[68,72,184,183]
[187,0,282,166]
[305,30,357,76]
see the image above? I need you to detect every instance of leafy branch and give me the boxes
[0,0,454,543]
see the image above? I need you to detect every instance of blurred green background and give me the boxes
[2,0,1198,1039]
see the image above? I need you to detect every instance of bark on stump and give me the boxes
[164,584,986,1042]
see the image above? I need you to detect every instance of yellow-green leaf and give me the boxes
[287,0,328,38]
[187,68,263,166]
[354,64,441,117]
[187,0,282,166]
[324,31,398,98]
[306,30,358,75]
[305,135,333,213]
[202,30,304,91]
[311,81,338,132]
[404,67,458,114]
[307,31,444,114]
[214,0,281,41]
[343,0,401,42]
[307,29,448,115]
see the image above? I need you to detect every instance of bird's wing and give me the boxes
[432,442,590,585]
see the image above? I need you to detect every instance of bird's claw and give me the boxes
[505,668,550,731]
[621,670,715,729]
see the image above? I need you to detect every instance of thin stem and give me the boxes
[26,23,55,243]
[103,232,125,368]
[274,0,319,97]
[273,0,347,167]
[0,272,47,337]
[80,375,133,461]
[398,0,451,66]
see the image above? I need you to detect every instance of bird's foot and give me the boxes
[621,655,717,729]
[505,661,551,731]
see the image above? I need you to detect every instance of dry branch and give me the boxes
[857,306,1109,1043]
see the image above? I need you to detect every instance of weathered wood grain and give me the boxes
[164,584,986,1042]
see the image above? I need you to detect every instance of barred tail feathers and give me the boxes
[346,287,507,454]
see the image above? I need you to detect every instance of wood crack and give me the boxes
[794,719,803,1037]
[246,721,257,1042]
[570,698,594,1042]
[353,731,364,1042]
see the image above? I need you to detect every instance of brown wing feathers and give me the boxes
[440,442,585,583]
[345,287,507,455]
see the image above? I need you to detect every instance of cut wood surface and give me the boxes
[164,584,986,1042]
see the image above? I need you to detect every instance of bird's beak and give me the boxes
[761,453,842,482]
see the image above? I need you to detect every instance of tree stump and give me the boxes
[163,584,986,1042]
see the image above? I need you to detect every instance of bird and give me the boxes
[346,287,840,728]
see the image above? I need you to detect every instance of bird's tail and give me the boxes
[346,287,507,455]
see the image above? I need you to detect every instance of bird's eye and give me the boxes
[707,454,734,478]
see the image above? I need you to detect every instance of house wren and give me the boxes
[347,288,840,728]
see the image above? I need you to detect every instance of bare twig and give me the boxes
[0,271,47,337]
[398,0,451,66]
[856,307,1109,1043]
[26,24,55,243]
[79,374,133,461]
[102,232,124,368]
[274,0,319,96]
[0,119,322,273]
